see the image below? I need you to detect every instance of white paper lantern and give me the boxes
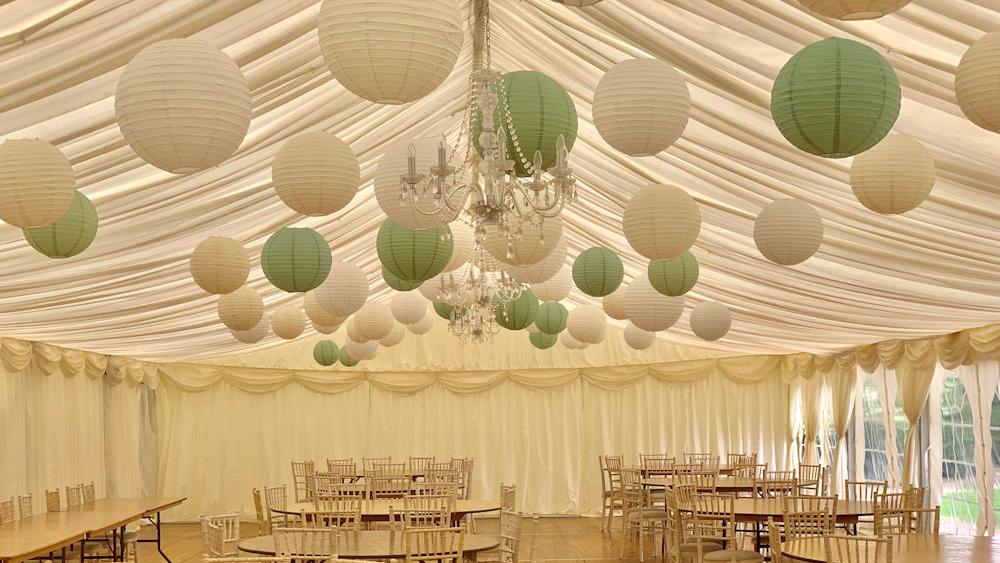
[624,276,684,332]
[484,216,562,266]
[217,285,263,331]
[754,199,824,266]
[798,0,910,20]
[190,236,250,295]
[594,59,690,157]
[850,134,935,215]
[408,313,434,335]
[560,331,584,349]
[531,267,572,302]
[380,323,406,347]
[443,221,474,272]
[956,32,1000,132]
[374,139,463,229]
[623,184,701,260]
[345,319,365,343]
[354,302,394,341]
[690,301,732,341]
[272,131,360,216]
[602,287,628,320]
[314,261,370,317]
[305,291,345,327]
[504,236,567,284]
[115,39,251,173]
[0,139,76,228]
[346,338,379,360]
[567,305,607,345]
[312,321,341,335]
[272,304,306,340]
[391,291,428,325]
[624,323,656,350]
[317,0,463,105]
[232,316,270,344]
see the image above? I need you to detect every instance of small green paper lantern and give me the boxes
[383,266,422,291]
[771,37,900,158]
[261,227,332,292]
[534,302,568,335]
[530,331,557,350]
[313,340,339,366]
[376,218,453,283]
[23,191,98,259]
[572,247,624,297]
[647,251,699,297]
[433,301,456,320]
[339,346,359,367]
[473,71,578,177]
[494,288,539,330]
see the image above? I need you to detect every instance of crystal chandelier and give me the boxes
[399,0,577,343]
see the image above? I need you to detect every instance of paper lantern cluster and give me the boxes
[690,301,732,341]
[850,134,935,215]
[339,347,360,367]
[272,305,306,339]
[377,219,454,283]
[314,340,339,366]
[304,291,344,328]
[352,302,394,341]
[346,338,379,361]
[572,247,624,297]
[566,305,607,344]
[495,289,539,331]
[797,0,910,20]
[315,261,369,317]
[535,302,568,335]
[955,32,1000,133]
[602,287,628,321]
[232,316,270,344]
[23,191,98,259]
[503,236,567,284]
[272,132,360,216]
[262,228,332,292]
[530,331,558,350]
[0,139,76,229]
[624,323,655,350]
[531,267,571,302]
[647,251,699,297]
[190,236,250,295]
[383,267,422,292]
[218,285,263,331]
[624,276,684,332]
[391,291,428,325]
[754,199,824,266]
[623,184,701,260]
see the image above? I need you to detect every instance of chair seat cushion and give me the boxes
[679,541,723,553]
[704,549,765,562]
[625,507,670,521]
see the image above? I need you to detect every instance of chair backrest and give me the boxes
[362,457,391,473]
[290,461,315,503]
[0,498,15,524]
[369,474,412,498]
[640,454,675,475]
[65,484,82,509]
[783,495,837,517]
[675,470,717,492]
[450,458,474,500]
[411,481,459,497]
[404,526,465,563]
[671,484,699,506]
[201,513,241,557]
[843,480,885,503]
[402,494,453,528]
[768,517,783,563]
[82,481,96,503]
[689,493,736,560]
[371,462,407,477]
[909,506,940,534]
[326,458,356,476]
[766,470,797,481]
[733,463,767,480]
[783,509,836,540]
[265,485,288,510]
[16,494,32,519]
[252,488,270,535]
[755,479,797,499]
[824,535,893,563]
[684,453,719,470]
[45,488,60,512]
[314,472,352,496]
[273,527,336,560]
[500,483,516,512]
[408,457,435,474]
[906,486,927,509]
[320,482,368,499]
[600,455,624,496]
[619,467,645,511]
[496,511,523,563]
[309,496,363,530]
[874,492,911,536]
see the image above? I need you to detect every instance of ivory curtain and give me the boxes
[827,366,858,496]
[956,362,999,535]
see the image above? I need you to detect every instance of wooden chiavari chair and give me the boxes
[797,464,824,496]
[372,462,407,476]
[265,484,291,529]
[782,507,837,540]
[326,458,357,478]
[252,488,271,535]
[313,471,348,497]
[843,480,885,503]
[200,513,241,557]
[599,454,624,532]
[408,456,435,477]
[369,474,412,498]
[783,495,837,517]
[727,453,758,468]
[65,484,82,509]
[733,463,767,480]
[322,482,368,499]
[362,457,391,474]
[690,493,764,563]
[906,486,927,509]
[664,487,722,563]
[273,527,336,563]
[16,494,32,519]
[824,535,893,563]
[909,506,941,534]
[0,498,15,524]
[412,481,459,497]
[768,518,783,563]
[290,461,315,503]
[82,481,96,503]
[755,479,797,499]
[450,458,474,500]
[401,494,453,528]
[45,488,60,512]
[500,483,516,512]
[479,510,523,563]
[674,470,717,493]
[639,453,674,476]
[307,496,363,530]
[619,467,669,562]
[404,526,465,563]
[874,492,910,536]
[684,453,719,471]
[766,470,796,481]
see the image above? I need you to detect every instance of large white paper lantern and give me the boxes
[567,305,607,345]
[314,261,369,317]
[408,313,434,335]
[624,277,684,332]
[798,0,910,20]
[232,316,270,344]
[190,236,250,295]
[443,221,474,272]
[690,301,732,341]
[272,305,306,340]
[531,267,572,302]
[602,287,628,320]
[754,199,824,266]
[560,331,585,349]
[504,236,567,284]
[305,291,345,327]
[115,39,251,173]
[345,338,379,360]
[623,184,701,260]
[217,285,263,331]
[380,323,406,347]
[484,216,562,266]
[312,321,341,335]
[956,32,1000,132]
[624,323,655,350]
[345,320,365,343]
[594,59,690,157]
[354,302,394,341]
[317,0,463,105]
[0,139,75,228]
[391,291,427,325]
[272,131,360,216]
[850,134,935,215]
[374,139,463,229]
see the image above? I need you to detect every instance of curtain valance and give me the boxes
[0,338,157,388]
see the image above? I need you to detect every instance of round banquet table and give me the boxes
[724,499,873,524]
[271,499,501,523]
[781,534,1000,562]
[642,476,808,494]
[239,531,499,560]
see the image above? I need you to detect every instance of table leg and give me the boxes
[136,511,172,563]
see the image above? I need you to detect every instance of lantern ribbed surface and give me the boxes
[0,139,75,229]
[115,39,251,173]
[391,291,427,325]
[262,228,332,293]
[567,305,607,344]
[594,58,690,157]
[572,247,624,297]
[232,316,270,344]
[602,287,628,320]
[345,338,378,360]
[535,302,569,335]
[353,302,394,341]
[956,32,1000,133]
[444,221,474,272]
[495,289,539,331]
[433,301,456,321]
[339,346,360,367]
[798,0,910,20]
[346,320,365,343]
[312,321,341,335]
[771,37,900,158]
[531,267,571,302]
[850,134,935,215]
[624,277,684,332]
[408,314,434,335]
[313,340,339,366]
[305,291,345,327]
[647,251,699,297]
[624,323,656,350]
[377,219,453,283]
[380,323,406,347]
[530,331,558,350]
[474,71,578,177]
[217,285,263,331]
[375,139,462,229]
[314,261,369,317]
[560,331,584,349]
[272,131,360,216]
[484,216,562,266]
[24,191,98,259]
[623,184,701,260]
[272,304,306,340]
[383,266,422,292]
[504,236,567,284]
[690,301,732,341]
[754,199,824,266]
[189,236,250,295]
[317,0,463,105]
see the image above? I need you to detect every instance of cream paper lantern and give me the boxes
[531,267,571,302]
[305,291,345,327]
[380,323,406,347]
[623,184,701,260]
[346,338,379,361]
[272,304,306,340]
[753,199,824,266]
[602,287,628,320]
[345,319,365,343]
[314,261,370,317]
[624,323,655,350]
[504,236,567,284]
[353,302,394,341]
[956,32,1000,132]
[484,216,563,266]
[374,138,463,229]
[115,39,251,173]
[624,276,684,332]
[232,316,270,344]
[391,291,427,325]
[217,285,263,331]
[443,221,474,272]
[0,139,76,228]
[690,301,732,341]
[593,59,690,157]
[272,131,360,216]
[408,313,434,335]
[190,236,250,295]
[312,321,341,335]
[850,134,935,215]
[566,305,607,345]
[560,331,585,349]
[798,0,910,20]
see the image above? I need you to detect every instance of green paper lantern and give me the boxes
[383,266,422,291]
[313,340,339,366]
[376,218,453,283]
[23,191,98,259]
[473,71,578,177]
[339,346,359,367]
[494,288,539,330]
[647,251,699,297]
[530,331,557,350]
[572,247,624,297]
[261,227,332,292]
[534,301,568,335]
[771,37,900,158]
[433,301,456,320]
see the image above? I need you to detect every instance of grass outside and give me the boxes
[940,487,1000,524]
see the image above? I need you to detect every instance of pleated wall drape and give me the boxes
[957,362,999,535]
[827,367,858,496]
